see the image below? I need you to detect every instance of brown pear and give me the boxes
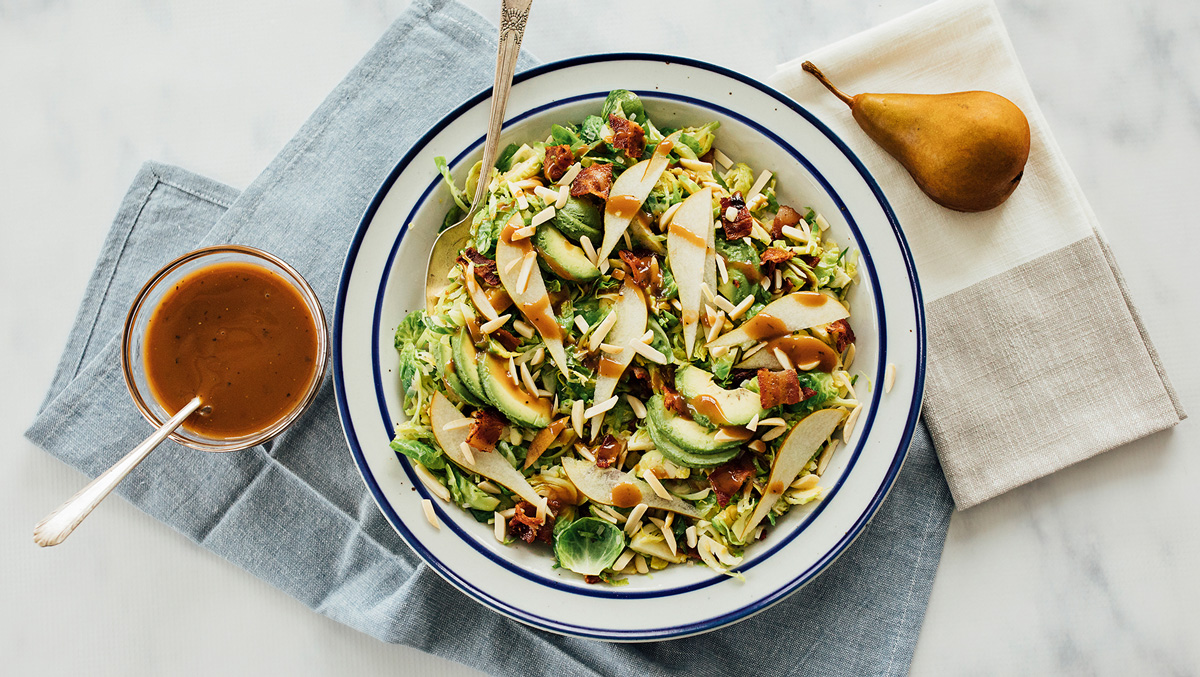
[802,61,1031,213]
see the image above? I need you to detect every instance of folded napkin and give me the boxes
[772,0,1185,509]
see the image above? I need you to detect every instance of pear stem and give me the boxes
[801,62,855,108]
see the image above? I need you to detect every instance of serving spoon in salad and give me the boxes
[424,0,533,315]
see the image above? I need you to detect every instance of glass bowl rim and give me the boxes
[120,244,329,452]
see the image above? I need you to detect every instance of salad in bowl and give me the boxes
[390,89,862,584]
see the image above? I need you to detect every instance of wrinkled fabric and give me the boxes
[26,1,953,675]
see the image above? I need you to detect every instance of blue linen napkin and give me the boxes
[26,0,953,674]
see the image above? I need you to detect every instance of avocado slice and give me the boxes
[646,415,741,468]
[552,196,602,243]
[440,340,484,406]
[675,365,764,427]
[646,394,743,454]
[478,352,552,428]
[534,225,600,282]
[451,329,487,403]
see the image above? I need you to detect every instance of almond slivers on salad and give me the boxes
[391,89,861,583]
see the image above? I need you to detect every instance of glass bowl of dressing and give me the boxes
[121,245,328,452]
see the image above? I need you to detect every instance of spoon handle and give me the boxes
[33,396,203,547]
[468,0,534,212]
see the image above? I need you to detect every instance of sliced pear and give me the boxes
[562,457,700,518]
[429,392,543,505]
[667,187,712,357]
[495,213,568,375]
[736,335,839,372]
[709,292,850,348]
[589,282,647,439]
[597,132,678,262]
[738,408,843,540]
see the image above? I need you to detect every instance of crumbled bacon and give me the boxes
[465,408,506,452]
[543,144,574,182]
[800,386,817,402]
[826,319,856,354]
[708,456,756,507]
[772,205,802,240]
[663,385,689,416]
[457,247,501,286]
[618,249,654,288]
[570,163,614,201]
[584,575,603,584]
[626,365,653,400]
[757,369,803,409]
[593,434,623,469]
[608,114,646,159]
[760,248,794,266]
[492,328,521,351]
[508,501,555,544]
[720,195,755,241]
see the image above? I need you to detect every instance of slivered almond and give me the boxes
[710,345,729,358]
[519,361,539,396]
[729,294,755,321]
[494,512,506,542]
[580,235,598,265]
[514,190,529,211]
[478,480,501,494]
[574,442,596,463]
[745,170,772,203]
[629,340,668,364]
[414,462,451,502]
[713,149,733,169]
[714,429,747,443]
[624,503,648,535]
[507,355,520,387]
[842,404,862,443]
[559,162,582,186]
[442,418,473,432]
[724,206,738,221]
[516,251,536,294]
[598,258,611,275]
[536,498,549,522]
[758,417,787,427]
[533,185,558,202]
[659,202,683,230]
[781,225,807,242]
[571,399,585,437]
[479,313,512,334]
[716,256,729,285]
[686,525,698,548]
[509,427,522,446]
[556,185,569,209]
[531,346,545,367]
[514,178,543,191]
[791,474,819,491]
[598,342,623,354]
[773,347,794,371]
[745,412,760,432]
[815,214,830,232]
[843,343,856,370]
[713,294,736,315]
[775,269,782,290]
[642,469,671,500]
[649,516,678,556]
[513,320,535,339]
[760,276,771,291]
[759,425,787,442]
[748,440,766,453]
[421,499,440,529]
[885,363,897,394]
[589,311,619,351]
[679,158,713,172]
[583,395,619,420]
[706,310,725,345]
[817,439,840,476]
[509,224,536,241]
[612,548,636,570]
[639,329,654,344]
[634,554,649,574]
[700,282,717,305]
[574,316,590,334]
[743,341,768,359]
[530,205,556,227]
[625,395,647,419]
[459,442,476,465]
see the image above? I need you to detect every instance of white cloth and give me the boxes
[772,0,1185,508]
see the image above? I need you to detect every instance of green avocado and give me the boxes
[440,340,484,406]
[646,394,743,455]
[451,329,487,403]
[674,365,764,427]
[553,197,603,243]
[478,352,552,428]
[535,225,600,282]
[646,416,740,469]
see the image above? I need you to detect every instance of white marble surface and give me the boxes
[2,0,1196,674]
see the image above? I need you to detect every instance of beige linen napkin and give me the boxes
[772,0,1185,509]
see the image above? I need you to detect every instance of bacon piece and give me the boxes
[800,386,817,402]
[465,408,506,452]
[457,247,501,287]
[760,248,794,266]
[826,319,856,354]
[570,163,614,201]
[508,501,555,544]
[543,144,573,183]
[618,250,654,288]
[771,205,802,240]
[492,328,521,351]
[720,195,755,241]
[663,385,689,416]
[584,575,603,584]
[708,456,755,507]
[757,369,803,409]
[593,434,623,469]
[608,114,646,159]
[626,365,653,400]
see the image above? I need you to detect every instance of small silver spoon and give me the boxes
[424,0,533,314]
[33,396,208,547]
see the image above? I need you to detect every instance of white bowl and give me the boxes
[333,54,926,641]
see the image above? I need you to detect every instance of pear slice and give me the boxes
[735,335,839,372]
[596,132,678,262]
[738,408,843,540]
[562,457,700,519]
[667,187,712,357]
[589,282,647,439]
[495,213,568,375]
[709,292,849,348]
[429,392,543,506]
